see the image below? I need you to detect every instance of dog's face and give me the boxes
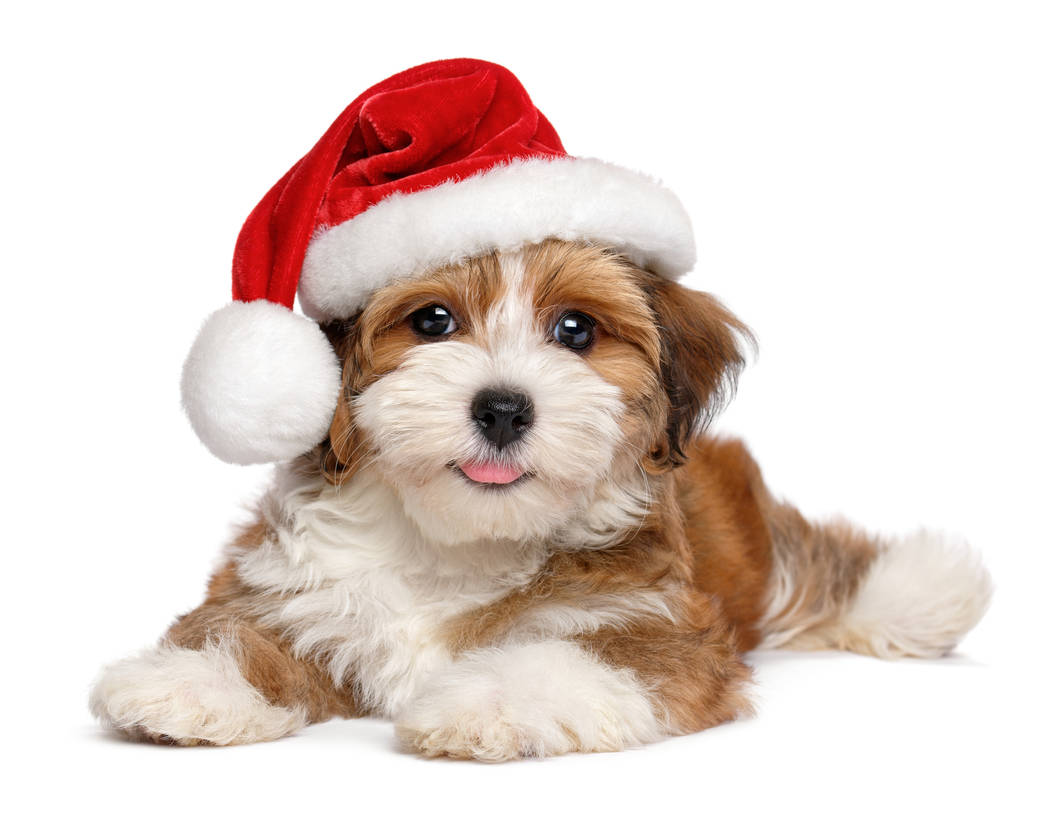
[321,240,748,545]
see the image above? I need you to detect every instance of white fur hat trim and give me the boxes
[299,156,695,320]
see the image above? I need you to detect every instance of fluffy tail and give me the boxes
[757,500,993,659]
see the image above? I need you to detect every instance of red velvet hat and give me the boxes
[182,58,696,464]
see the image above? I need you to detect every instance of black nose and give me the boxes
[471,389,534,450]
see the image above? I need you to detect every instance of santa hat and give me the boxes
[182,58,696,465]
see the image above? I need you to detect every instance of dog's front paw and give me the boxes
[90,641,306,746]
[396,696,548,762]
[395,641,664,762]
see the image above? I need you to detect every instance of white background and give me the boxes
[3,1,1047,830]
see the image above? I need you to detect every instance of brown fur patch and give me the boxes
[675,437,776,651]
[524,242,662,367]
[641,277,753,470]
[165,522,359,723]
[756,494,881,648]
[576,599,754,733]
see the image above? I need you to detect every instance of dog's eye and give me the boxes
[553,311,595,350]
[410,305,457,337]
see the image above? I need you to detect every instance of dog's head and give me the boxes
[319,240,750,545]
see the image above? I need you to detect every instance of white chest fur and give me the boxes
[234,463,547,717]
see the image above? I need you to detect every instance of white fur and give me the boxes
[551,472,654,551]
[181,300,342,464]
[838,531,993,658]
[238,464,543,716]
[299,156,695,320]
[233,461,669,719]
[395,641,665,761]
[89,639,307,745]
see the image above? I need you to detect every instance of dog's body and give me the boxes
[92,241,991,759]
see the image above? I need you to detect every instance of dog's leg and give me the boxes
[90,561,357,745]
[89,634,310,746]
[396,604,751,761]
[395,640,664,761]
[683,436,992,659]
[757,500,993,658]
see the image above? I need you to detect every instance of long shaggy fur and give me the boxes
[91,240,991,758]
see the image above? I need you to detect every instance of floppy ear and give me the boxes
[644,278,753,471]
[318,317,368,484]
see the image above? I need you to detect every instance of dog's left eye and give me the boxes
[554,311,595,350]
[410,305,457,337]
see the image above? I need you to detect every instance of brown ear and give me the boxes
[643,278,753,471]
[318,318,367,485]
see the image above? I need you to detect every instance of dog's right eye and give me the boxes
[410,304,458,337]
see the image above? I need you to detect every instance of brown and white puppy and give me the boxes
[90,240,992,760]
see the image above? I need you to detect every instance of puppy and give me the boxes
[90,240,991,759]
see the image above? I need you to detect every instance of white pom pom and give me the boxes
[180,300,342,464]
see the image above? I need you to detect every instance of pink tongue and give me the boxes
[459,461,524,485]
